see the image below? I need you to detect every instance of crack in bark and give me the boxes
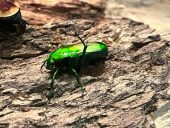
[0,50,48,60]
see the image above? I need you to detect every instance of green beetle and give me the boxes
[42,32,108,99]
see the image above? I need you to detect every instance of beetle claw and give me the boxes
[81,87,86,94]
[46,88,55,101]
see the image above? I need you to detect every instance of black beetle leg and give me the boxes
[74,32,89,71]
[50,67,61,87]
[70,68,86,95]
[41,59,47,70]
[46,67,61,100]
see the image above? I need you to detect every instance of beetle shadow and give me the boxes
[48,61,107,78]
[79,62,107,77]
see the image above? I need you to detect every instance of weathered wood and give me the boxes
[0,1,170,128]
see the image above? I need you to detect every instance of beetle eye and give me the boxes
[50,59,54,63]
[46,59,54,70]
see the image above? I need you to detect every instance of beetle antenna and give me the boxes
[83,36,88,42]
[74,31,89,71]
[62,30,88,46]
[74,31,87,47]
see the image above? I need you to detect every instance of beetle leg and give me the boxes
[50,67,61,87]
[46,87,55,101]
[74,32,89,71]
[77,42,88,71]
[41,59,47,70]
[47,68,61,100]
[69,68,86,94]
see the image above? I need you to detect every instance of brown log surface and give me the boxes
[0,0,170,127]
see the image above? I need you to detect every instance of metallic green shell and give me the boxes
[46,42,108,69]
[50,42,107,61]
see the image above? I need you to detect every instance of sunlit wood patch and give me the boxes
[0,0,19,17]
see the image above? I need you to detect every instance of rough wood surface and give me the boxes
[0,0,170,127]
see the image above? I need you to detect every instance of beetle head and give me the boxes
[46,58,55,70]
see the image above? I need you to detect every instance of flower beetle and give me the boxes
[42,32,108,99]
[0,0,26,37]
